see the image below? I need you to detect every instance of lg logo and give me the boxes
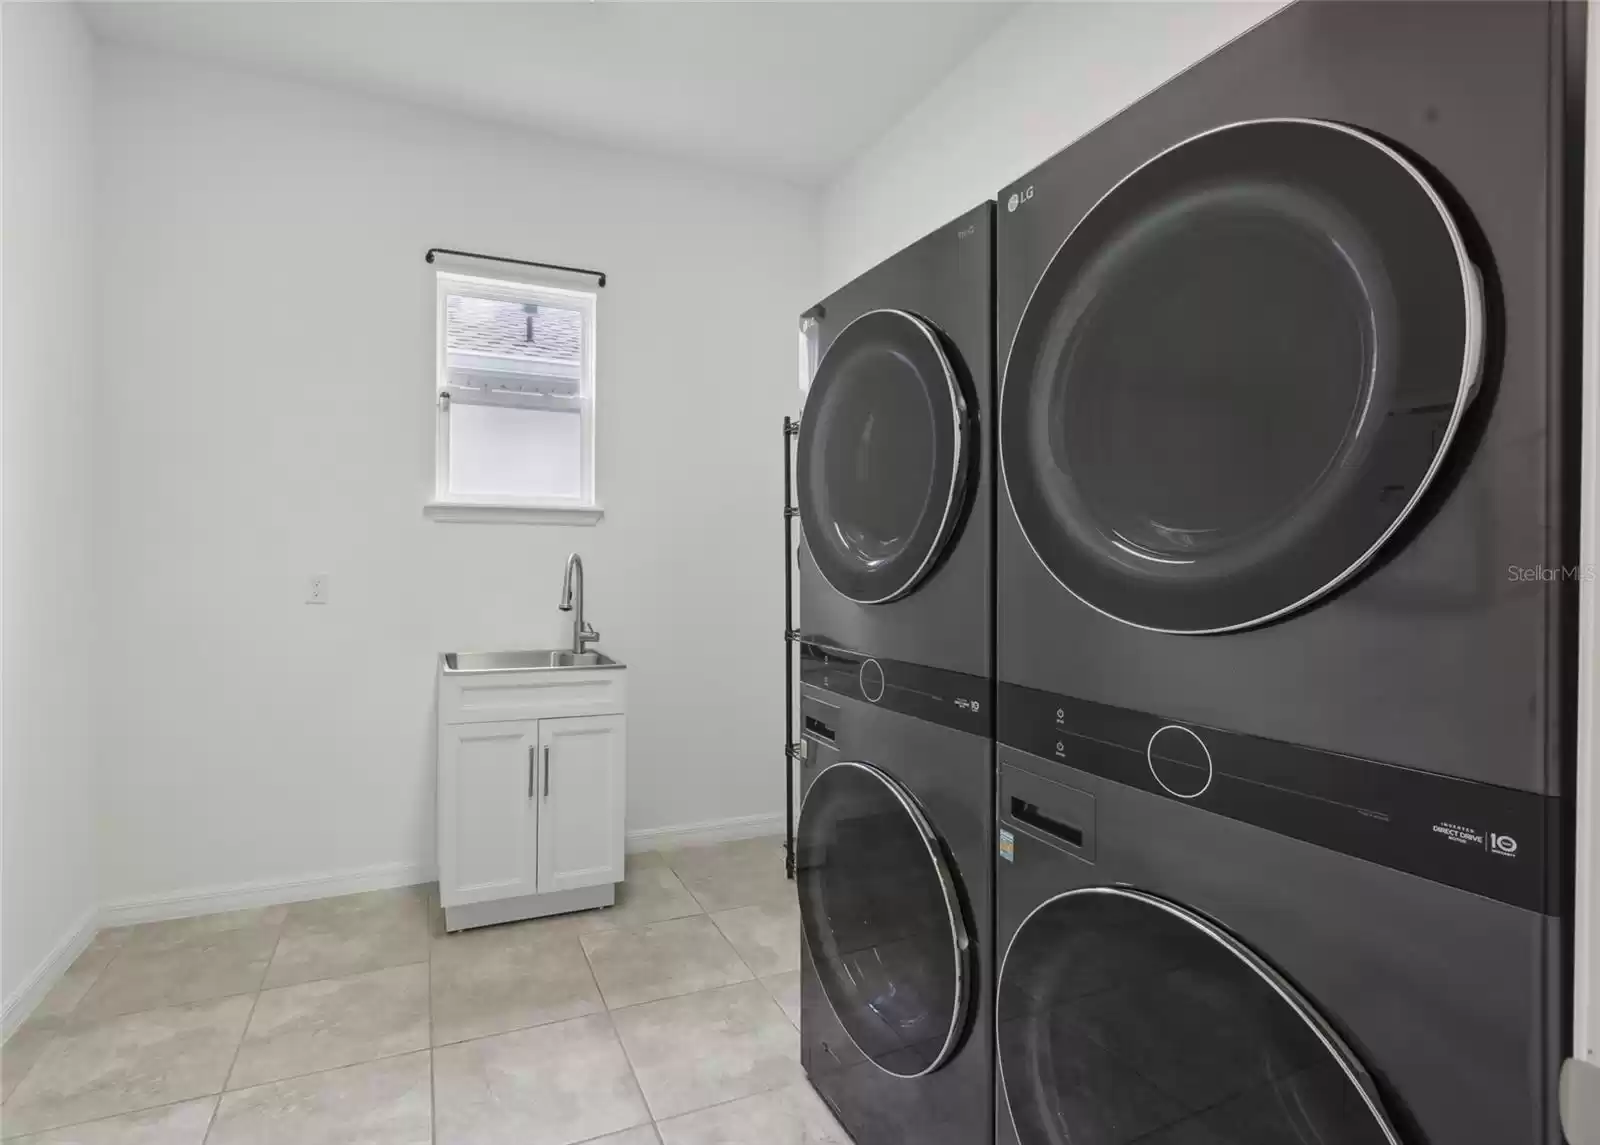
[1490,833,1519,857]
[1007,185,1035,213]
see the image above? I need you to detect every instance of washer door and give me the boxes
[796,761,970,1078]
[997,887,1401,1145]
[1000,118,1484,634]
[798,309,970,604]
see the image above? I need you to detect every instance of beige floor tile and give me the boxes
[583,1128,661,1145]
[580,917,751,1009]
[610,980,803,1120]
[760,971,801,1028]
[264,887,430,987]
[0,995,252,1138]
[29,937,126,1026]
[431,926,603,1046]
[227,963,428,1089]
[115,907,287,954]
[655,1083,851,1145]
[206,1051,431,1145]
[665,838,792,913]
[586,865,703,932]
[74,925,277,1020]
[709,899,799,977]
[432,1014,650,1145]
[5,1097,216,1144]
[437,908,612,946]
[2,1020,63,1104]
[625,850,670,870]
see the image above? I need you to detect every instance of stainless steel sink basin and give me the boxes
[442,649,623,674]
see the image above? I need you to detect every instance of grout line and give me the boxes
[0,1094,221,1141]
[580,929,655,1126]
[603,1005,656,1127]
[201,930,281,1145]
[212,1046,430,1100]
[252,953,431,995]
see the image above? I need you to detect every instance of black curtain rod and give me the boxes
[425,247,606,287]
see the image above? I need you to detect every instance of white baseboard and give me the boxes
[78,816,780,949]
[626,811,785,853]
[99,861,429,928]
[3,906,98,1040]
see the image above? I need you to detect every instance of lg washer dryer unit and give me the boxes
[989,5,1582,1143]
[797,202,994,681]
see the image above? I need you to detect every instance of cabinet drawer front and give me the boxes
[442,670,626,724]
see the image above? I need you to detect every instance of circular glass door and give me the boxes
[1000,118,1484,634]
[796,761,970,1078]
[798,309,971,604]
[997,887,1401,1145]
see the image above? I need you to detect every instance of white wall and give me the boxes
[94,46,816,913]
[2,3,100,1019]
[820,0,1281,292]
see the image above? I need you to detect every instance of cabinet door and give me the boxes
[438,720,539,907]
[536,714,625,894]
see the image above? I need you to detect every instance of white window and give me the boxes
[429,270,599,522]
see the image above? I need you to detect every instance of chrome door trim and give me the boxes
[998,116,1484,635]
[996,884,1403,1144]
[798,307,967,606]
[796,758,971,1079]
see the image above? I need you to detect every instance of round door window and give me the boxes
[798,309,971,605]
[796,761,970,1078]
[997,887,1400,1145]
[1000,118,1484,634]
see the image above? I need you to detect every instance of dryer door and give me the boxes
[798,309,971,604]
[997,886,1401,1145]
[1000,118,1484,634]
[796,760,971,1078]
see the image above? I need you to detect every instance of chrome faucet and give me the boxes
[558,553,600,655]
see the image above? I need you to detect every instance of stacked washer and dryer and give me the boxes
[793,201,996,1145]
[795,4,1585,1145]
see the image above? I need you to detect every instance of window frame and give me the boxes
[426,268,602,524]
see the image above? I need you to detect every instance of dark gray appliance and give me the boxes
[794,204,995,1145]
[797,655,991,1145]
[797,202,993,681]
[994,749,1560,1145]
[992,3,1583,1143]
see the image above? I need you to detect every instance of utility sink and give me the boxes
[442,649,623,674]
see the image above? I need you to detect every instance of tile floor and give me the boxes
[0,837,850,1145]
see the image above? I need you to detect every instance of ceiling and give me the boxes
[83,1,1018,185]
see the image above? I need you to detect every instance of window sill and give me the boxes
[424,500,604,525]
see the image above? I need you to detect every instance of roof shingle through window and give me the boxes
[446,295,582,363]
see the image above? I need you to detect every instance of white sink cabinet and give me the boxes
[436,655,626,931]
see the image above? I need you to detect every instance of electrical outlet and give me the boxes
[306,574,330,605]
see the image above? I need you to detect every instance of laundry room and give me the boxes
[1,2,1597,1143]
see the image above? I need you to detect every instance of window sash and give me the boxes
[434,271,598,508]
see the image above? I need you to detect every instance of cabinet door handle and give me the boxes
[528,746,536,799]
[543,746,551,798]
